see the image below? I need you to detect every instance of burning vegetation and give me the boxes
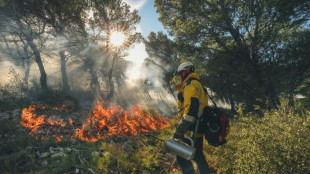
[20,105,74,142]
[20,101,171,142]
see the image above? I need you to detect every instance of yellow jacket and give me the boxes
[175,72,208,137]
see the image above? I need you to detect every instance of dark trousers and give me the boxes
[177,137,210,174]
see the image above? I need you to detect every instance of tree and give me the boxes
[1,0,50,94]
[277,29,310,105]
[82,0,141,98]
[0,33,33,89]
[155,0,310,111]
[144,32,180,98]
[31,0,88,93]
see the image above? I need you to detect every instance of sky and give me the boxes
[123,0,168,37]
[122,0,169,66]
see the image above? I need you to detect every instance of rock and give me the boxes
[56,147,64,151]
[10,109,21,119]
[51,152,66,158]
[41,160,48,166]
[49,147,55,154]
[92,151,100,156]
[65,147,72,152]
[26,146,32,152]
[39,152,49,158]
[49,147,64,154]
[75,168,79,173]
[0,112,10,120]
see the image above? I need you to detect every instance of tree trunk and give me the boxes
[106,78,115,100]
[106,55,116,100]
[89,63,101,97]
[26,37,49,94]
[59,50,70,93]
[15,15,49,94]
[24,58,30,90]
[22,40,31,90]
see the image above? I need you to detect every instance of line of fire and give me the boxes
[20,101,171,142]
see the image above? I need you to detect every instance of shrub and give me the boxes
[206,101,310,173]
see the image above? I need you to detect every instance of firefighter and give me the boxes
[173,62,210,174]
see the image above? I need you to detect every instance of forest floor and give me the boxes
[3,101,307,174]
[0,107,185,174]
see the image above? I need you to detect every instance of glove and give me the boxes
[173,132,184,141]
[173,119,192,140]
[177,92,184,102]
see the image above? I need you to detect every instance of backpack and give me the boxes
[201,106,230,147]
[186,78,230,147]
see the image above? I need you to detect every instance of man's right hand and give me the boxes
[173,132,184,141]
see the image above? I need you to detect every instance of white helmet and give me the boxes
[176,62,194,74]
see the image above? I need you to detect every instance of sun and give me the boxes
[110,31,126,46]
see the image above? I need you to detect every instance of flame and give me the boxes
[20,105,45,135]
[20,104,74,141]
[75,101,170,142]
[20,101,170,142]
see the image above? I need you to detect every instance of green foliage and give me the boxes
[92,142,117,172]
[206,101,310,173]
[62,152,78,170]
[93,151,116,173]
[92,137,169,173]
[144,32,180,97]
[0,119,40,173]
[89,118,178,173]
[155,0,310,111]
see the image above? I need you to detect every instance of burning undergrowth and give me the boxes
[20,101,171,142]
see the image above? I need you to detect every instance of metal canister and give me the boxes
[165,136,196,160]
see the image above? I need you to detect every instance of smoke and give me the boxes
[121,44,177,116]
[0,45,177,116]
[123,67,176,116]
[0,61,15,83]
[0,5,177,116]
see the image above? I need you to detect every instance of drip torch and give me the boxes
[145,134,196,161]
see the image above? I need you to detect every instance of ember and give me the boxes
[20,101,170,142]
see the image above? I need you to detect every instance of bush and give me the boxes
[206,100,310,173]
[92,137,168,173]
